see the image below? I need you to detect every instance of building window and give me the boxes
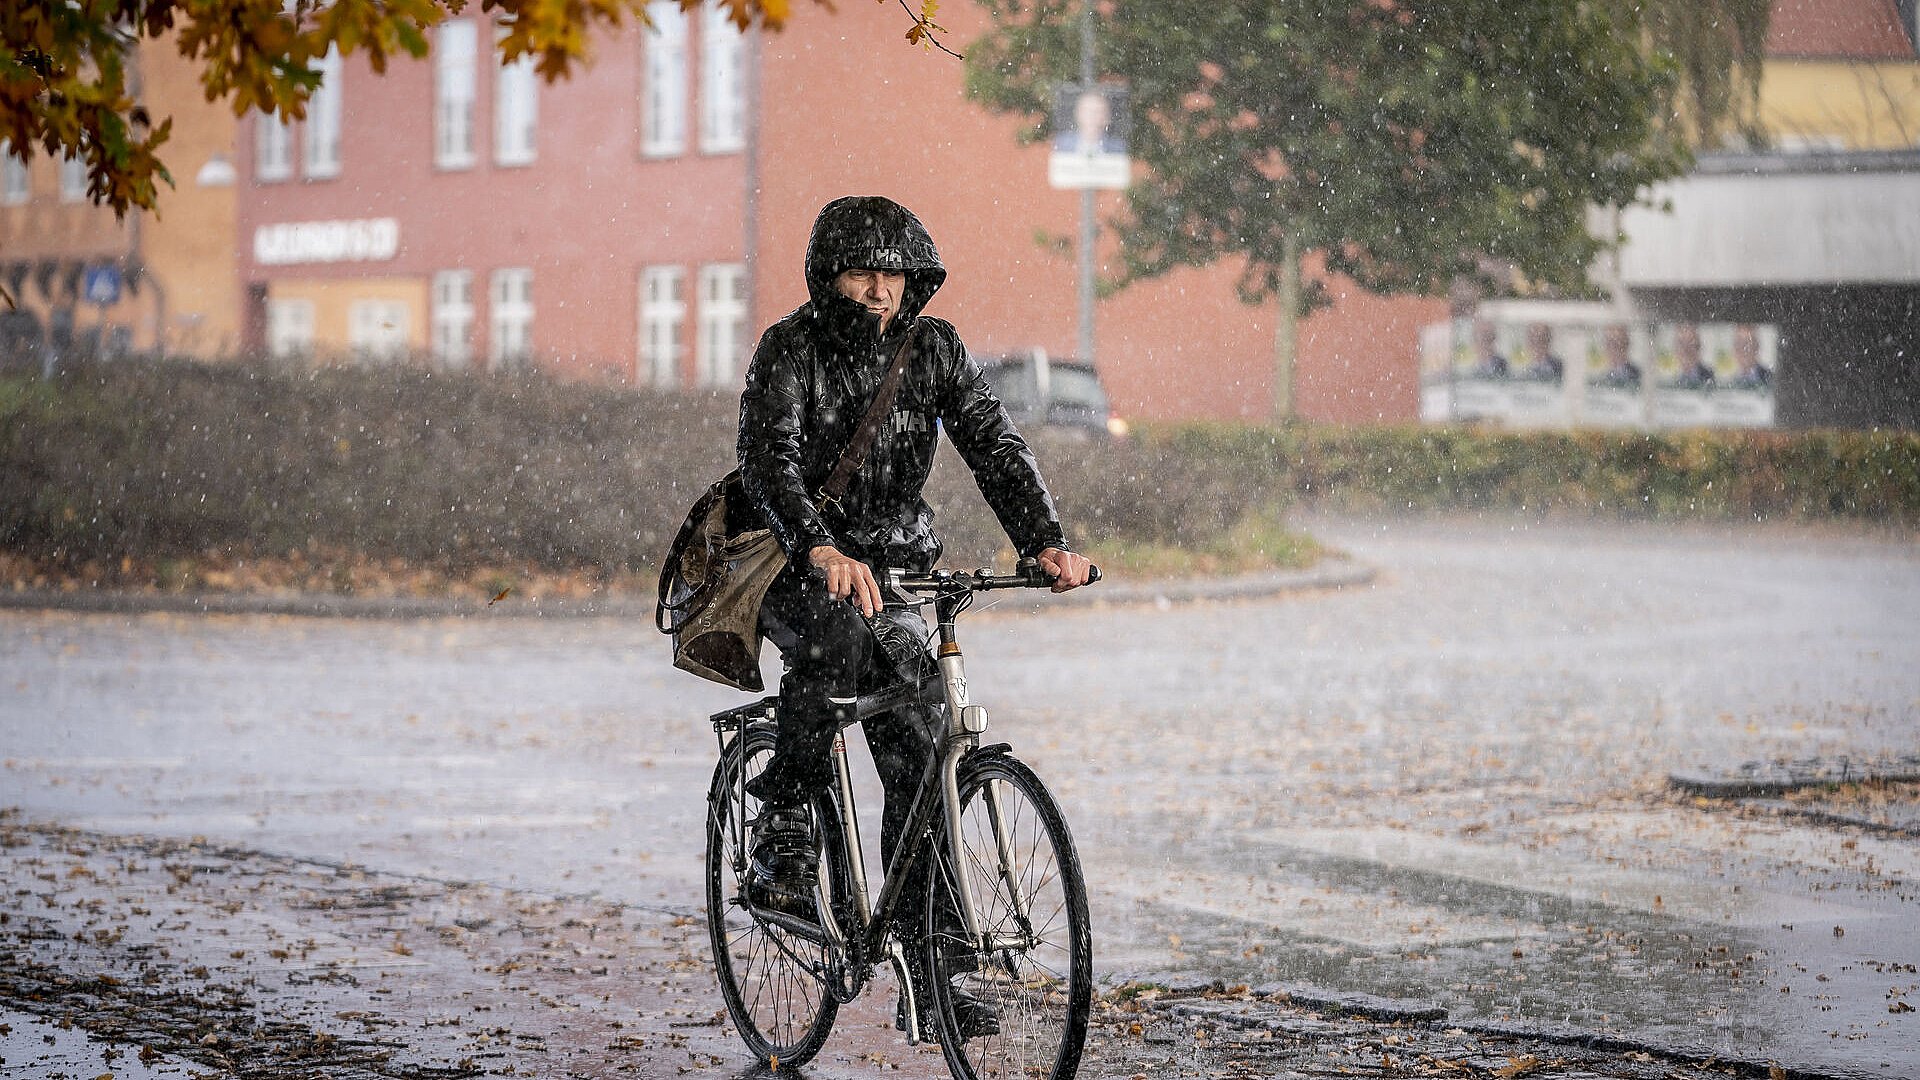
[490,268,533,369]
[256,114,294,182]
[59,154,88,202]
[495,30,538,166]
[1,141,27,205]
[642,2,688,157]
[435,20,478,169]
[432,270,475,368]
[305,48,343,178]
[348,299,410,361]
[639,266,686,388]
[697,263,747,386]
[700,1,745,154]
[266,299,315,360]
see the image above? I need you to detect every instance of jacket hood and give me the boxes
[803,196,947,346]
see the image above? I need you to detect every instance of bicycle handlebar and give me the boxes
[888,559,1102,595]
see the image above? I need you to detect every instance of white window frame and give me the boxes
[432,270,475,368]
[1,141,28,205]
[435,20,478,169]
[255,113,294,182]
[696,263,747,387]
[304,48,343,178]
[638,265,686,388]
[348,299,411,361]
[490,267,534,369]
[59,154,88,202]
[266,298,316,360]
[699,1,745,154]
[642,2,689,157]
[495,29,539,166]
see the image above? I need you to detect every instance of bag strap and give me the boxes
[816,330,915,511]
[655,473,732,631]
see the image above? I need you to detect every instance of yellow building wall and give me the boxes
[138,35,242,357]
[269,277,430,355]
[1758,60,1920,150]
[0,35,238,357]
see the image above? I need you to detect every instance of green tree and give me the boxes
[966,0,1768,420]
[1,0,953,217]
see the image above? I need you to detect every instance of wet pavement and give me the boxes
[2,514,1916,1078]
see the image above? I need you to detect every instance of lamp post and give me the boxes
[1077,3,1095,365]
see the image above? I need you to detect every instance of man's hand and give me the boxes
[809,545,882,617]
[1036,547,1092,592]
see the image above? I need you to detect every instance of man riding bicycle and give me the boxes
[735,194,1092,1040]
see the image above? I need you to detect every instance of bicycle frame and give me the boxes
[711,562,1089,1040]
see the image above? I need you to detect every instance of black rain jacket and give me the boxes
[737,196,1067,571]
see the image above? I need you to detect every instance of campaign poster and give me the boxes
[1448,317,1522,423]
[1649,323,1717,428]
[1048,84,1131,190]
[1580,322,1650,428]
[1709,323,1779,428]
[1650,322,1778,429]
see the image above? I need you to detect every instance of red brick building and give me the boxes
[237,1,1443,424]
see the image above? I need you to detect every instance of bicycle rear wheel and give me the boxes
[925,753,1092,1080]
[705,725,841,1067]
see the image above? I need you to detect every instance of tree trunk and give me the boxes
[1271,233,1302,424]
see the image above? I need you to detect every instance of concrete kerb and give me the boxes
[1669,754,1920,798]
[0,557,1376,620]
[1134,982,1840,1080]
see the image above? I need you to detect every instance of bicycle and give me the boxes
[703,559,1100,1080]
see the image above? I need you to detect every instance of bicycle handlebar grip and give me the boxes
[1016,559,1101,588]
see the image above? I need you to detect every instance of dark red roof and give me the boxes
[1767,0,1917,59]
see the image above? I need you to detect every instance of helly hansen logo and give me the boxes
[871,248,905,268]
[891,410,930,435]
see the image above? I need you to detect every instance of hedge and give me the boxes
[2,360,1914,581]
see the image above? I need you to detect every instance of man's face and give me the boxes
[1526,323,1553,358]
[1474,320,1498,356]
[1604,326,1630,367]
[1675,324,1701,364]
[834,268,907,334]
[1734,325,1760,370]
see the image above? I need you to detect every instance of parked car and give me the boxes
[977,349,1129,439]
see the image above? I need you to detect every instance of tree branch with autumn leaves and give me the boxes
[0,0,958,223]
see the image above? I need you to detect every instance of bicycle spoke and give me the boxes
[706,732,838,1067]
[935,758,1089,1080]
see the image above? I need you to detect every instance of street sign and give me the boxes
[1048,84,1131,191]
[82,264,122,307]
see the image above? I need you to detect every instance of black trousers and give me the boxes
[749,564,940,939]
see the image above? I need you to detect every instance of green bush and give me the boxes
[2,360,1914,584]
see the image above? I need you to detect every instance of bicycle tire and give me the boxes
[924,753,1093,1080]
[705,725,844,1067]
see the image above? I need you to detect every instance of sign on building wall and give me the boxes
[253,219,401,266]
[1048,84,1131,190]
[1420,318,1778,430]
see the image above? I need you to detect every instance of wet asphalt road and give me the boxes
[2,514,1916,1078]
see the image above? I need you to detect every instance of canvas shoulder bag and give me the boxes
[657,333,915,691]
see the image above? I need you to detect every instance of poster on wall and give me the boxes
[1711,323,1779,428]
[1433,318,1574,426]
[1581,323,1650,428]
[1650,323,1778,429]
[1419,317,1779,430]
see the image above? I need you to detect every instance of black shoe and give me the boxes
[896,968,1001,1043]
[743,805,817,919]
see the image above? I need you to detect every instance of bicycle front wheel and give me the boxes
[926,753,1092,1080]
[704,725,840,1067]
